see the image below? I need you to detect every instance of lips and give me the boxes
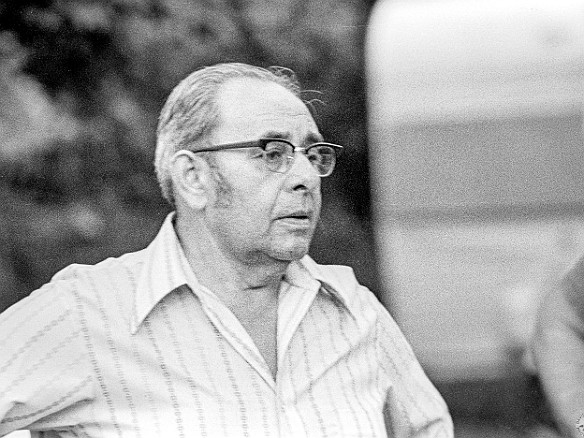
[275,210,312,221]
[273,209,315,231]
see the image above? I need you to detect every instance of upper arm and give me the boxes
[0,281,93,434]
[371,290,453,438]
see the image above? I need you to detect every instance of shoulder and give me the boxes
[300,256,390,319]
[0,267,91,384]
[1,248,146,330]
[300,255,364,290]
[0,270,98,432]
[309,261,360,289]
[51,248,146,285]
[302,257,418,355]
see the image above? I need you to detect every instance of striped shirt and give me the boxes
[0,214,453,437]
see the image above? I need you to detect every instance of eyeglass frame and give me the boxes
[185,137,343,177]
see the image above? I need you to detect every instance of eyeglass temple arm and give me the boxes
[193,140,263,153]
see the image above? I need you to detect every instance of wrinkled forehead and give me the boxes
[213,78,321,142]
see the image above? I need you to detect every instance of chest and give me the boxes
[232,302,278,377]
[76,291,385,437]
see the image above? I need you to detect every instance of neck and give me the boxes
[174,214,289,303]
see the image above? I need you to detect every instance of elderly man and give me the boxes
[0,63,453,437]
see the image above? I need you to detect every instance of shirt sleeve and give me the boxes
[532,255,584,438]
[373,291,454,438]
[0,279,94,435]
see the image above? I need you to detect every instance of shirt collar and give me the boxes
[130,212,190,334]
[130,213,356,333]
[290,256,358,319]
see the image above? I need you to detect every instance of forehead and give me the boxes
[213,78,320,141]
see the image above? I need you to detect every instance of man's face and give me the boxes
[203,77,323,264]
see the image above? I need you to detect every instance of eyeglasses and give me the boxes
[190,138,343,177]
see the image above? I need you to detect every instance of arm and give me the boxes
[374,292,454,438]
[532,256,584,438]
[0,281,93,435]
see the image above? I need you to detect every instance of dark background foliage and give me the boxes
[0,0,380,311]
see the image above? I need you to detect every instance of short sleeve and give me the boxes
[372,291,454,438]
[0,279,94,435]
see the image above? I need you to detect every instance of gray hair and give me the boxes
[155,62,302,208]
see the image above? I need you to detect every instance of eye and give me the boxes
[263,141,290,163]
[306,150,321,163]
[306,145,330,163]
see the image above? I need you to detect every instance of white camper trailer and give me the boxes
[366,0,584,382]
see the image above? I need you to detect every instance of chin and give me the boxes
[269,243,311,262]
[265,232,315,261]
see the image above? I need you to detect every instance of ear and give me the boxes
[170,150,212,210]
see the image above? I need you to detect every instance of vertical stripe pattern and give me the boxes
[0,213,453,437]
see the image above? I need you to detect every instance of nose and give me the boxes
[286,150,321,192]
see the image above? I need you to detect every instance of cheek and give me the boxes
[225,195,274,233]
[213,164,281,226]
[209,168,235,208]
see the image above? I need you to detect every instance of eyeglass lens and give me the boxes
[263,140,336,176]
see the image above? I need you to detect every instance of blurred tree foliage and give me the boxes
[0,0,379,311]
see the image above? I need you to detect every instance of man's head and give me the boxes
[155,63,340,264]
[155,63,301,208]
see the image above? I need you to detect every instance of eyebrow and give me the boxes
[261,131,324,144]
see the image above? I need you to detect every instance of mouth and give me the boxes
[275,211,313,228]
[276,210,312,221]
[282,213,310,220]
